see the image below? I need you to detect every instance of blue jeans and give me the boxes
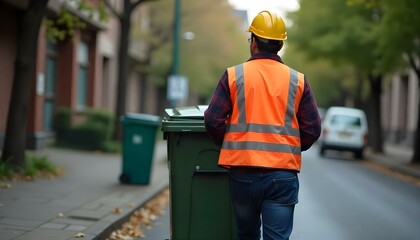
[230,169,299,240]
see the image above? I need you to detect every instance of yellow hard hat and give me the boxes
[247,10,287,41]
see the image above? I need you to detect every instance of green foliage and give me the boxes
[374,0,420,72]
[54,107,72,131]
[0,155,57,180]
[0,161,15,179]
[84,108,115,140]
[45,0,109,43]
[144,0,249,99]
[290,0,379,73]
[100,140,122,153]
[291,0,419,76]
[55,107,118,152]
[76,0,109,21]
[285,0,390,106]
[72,121,109,149]
[45,8,87,43]
[346,0,380,9]
[283,43,356,107]
[179,0,249,97]
[28,155,56,172]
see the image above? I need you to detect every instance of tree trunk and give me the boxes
[412,97,420,163]
[409,54,420,163]
[367,74,384,153]
[112,0,131,141]
[139,65,149,113]
[1,0,49,167]
[354,74,365,109]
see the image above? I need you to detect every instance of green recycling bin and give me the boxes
[120,113,161,185]
[162,105,236,240]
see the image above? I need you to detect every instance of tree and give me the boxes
[1,0,49,168]
[131,0,175,112]
[282,43,358,108]
[373,0,420,162]
[1,0,109,168]
[103,0,159,141]
[178,0,249,97]
[143,0,249,100]
[289,0,386,152]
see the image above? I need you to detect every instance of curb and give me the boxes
[94,184,169,240]
[365,149,420,179]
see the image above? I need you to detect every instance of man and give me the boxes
[204,10,322,240]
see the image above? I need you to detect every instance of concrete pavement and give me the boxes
[1,141,419,240]
[0,141,169,240]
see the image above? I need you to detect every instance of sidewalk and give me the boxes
[365,142,420,179]
[1,141,419,240]
[0,141,169,240]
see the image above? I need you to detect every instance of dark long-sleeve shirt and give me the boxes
[204,53,321,151]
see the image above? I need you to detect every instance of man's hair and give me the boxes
[252,33,282,53]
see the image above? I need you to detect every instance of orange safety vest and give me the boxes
[218,59,305,171]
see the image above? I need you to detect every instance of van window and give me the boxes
[331,115,361,127]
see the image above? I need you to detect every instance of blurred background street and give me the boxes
[139,143,420,240]
[1,0,420,239]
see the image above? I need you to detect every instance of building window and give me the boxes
[77,41,89,109]
[101,57,110,108]
[43,41,57,131]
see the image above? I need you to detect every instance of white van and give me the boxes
[319,106,368,159]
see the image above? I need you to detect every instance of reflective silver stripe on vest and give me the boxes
[286,68,298,130]
[224,64,301,154]
[234,64,246,123]
[227,123,300,137]
[223,141,301,155]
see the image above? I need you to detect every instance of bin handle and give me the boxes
[194,169,229,175]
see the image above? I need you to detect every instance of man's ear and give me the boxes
[252,39,259,53]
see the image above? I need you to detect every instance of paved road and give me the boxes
[141,205,170,240]
[292,146,420,240]
[142,145,420,240]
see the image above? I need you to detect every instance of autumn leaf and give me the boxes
[74,232,85,238]
[105,188,170,240]
[113,208,121,214]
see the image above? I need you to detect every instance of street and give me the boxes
[142,145,420,240]
[293,145,420,240]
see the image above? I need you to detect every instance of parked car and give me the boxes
[319,106,368,159]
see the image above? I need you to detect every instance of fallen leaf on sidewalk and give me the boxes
[105,188,169,240]
[74,232,85,238]
[113,208,121,214]
[0,183,12,189]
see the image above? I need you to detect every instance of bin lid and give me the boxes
[164,105,208,119]
[162,105,208,132]
[121,113,161,126]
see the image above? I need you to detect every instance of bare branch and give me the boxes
[103,0,121,19]
[129,0,160,14]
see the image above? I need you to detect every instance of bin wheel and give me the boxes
[119,173,131,184]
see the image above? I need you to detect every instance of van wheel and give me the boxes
[319,147,326,157]
[355,150,363,159]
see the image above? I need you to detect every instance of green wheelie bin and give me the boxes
[161,105,236,240]
[120,113,161,185]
